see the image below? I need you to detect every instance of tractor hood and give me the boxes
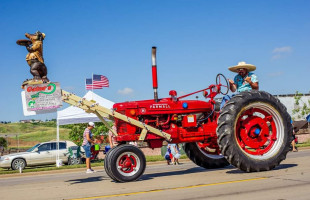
[113,98,211,115]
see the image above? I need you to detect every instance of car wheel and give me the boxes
[12,158,26,170]
[68,157,82,165]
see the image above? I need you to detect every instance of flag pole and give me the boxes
[92,73,94,100]
[85,78,87,94]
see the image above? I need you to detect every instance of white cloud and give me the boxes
[118,87,134,95]
[272,46,292,53]
[267,71,284,77]
[271,46,292,60]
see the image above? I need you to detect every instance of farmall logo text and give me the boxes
[150,104,170,109]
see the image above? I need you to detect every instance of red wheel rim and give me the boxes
[236,107,278,156]
[196,142,224,159]
[117,153,139,175]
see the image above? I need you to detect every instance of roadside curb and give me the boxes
[1,147,309,178]
[0,158,191,178]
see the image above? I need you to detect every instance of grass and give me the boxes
[145,154,188,162]
[0,122,71,143]
[18,127,70,142]
[0,155,189,175]
[296,139,310,148]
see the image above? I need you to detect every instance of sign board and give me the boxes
[21,82,62,116]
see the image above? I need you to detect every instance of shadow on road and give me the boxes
[66,176,107,185]
[139,165,233,181]
[226,163,298,174]
[274,163,298,170]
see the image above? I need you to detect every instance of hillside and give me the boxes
[0,122,71,146]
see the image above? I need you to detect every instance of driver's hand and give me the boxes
[228,79,234,85]
[244,77,251,83]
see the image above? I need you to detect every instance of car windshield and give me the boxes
[26,144,40,152]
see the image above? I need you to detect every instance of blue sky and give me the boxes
[0,0,309,122]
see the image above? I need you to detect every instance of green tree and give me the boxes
[0,137,8,149]
[68,122,112,146]
[292,91,310,120]
[69,123,87,146]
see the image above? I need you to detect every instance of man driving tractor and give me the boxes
[228,61,259,92]
[220,61,259,109]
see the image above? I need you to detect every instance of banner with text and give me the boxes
[24,82,62,112]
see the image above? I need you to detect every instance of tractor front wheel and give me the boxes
[184,142,229,169]
[217,90,292,172]
[104,146,119,181]
[107,144,146,182]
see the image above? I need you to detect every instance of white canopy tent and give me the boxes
[57,91,115,125]
[55,91,115,166]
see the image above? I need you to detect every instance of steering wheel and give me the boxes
[216,73,229,95]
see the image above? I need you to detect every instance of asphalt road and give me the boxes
[1,149,309,200]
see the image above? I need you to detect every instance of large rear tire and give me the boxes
[184,142,229,169]
[217,90,292,172]
[108,144,146,182]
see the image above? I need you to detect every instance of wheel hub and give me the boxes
[236,107,278,156]
[118,154,137,173]
[240,116,270,149]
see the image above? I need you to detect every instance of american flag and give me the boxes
[93,74,109,87]
[85,74,109,90]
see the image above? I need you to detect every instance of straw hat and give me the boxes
[228,61,256,73]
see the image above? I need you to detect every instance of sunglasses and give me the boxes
[237,68,246,72]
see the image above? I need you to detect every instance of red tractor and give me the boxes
[104,47,292,182]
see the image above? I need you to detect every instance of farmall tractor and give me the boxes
[102,47,292,182]
[17,32,291,182]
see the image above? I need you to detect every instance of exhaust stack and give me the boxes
[152,46,158,102]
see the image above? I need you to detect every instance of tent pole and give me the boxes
[56,118,60,167]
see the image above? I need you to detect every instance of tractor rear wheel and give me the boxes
[107,144,146,182]
[184,142,229,169]
[217,90,292,172]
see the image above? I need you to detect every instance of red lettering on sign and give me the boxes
[26,86,51,93]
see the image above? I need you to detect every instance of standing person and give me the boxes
[291,127,298,152]
[82,122,96,173]
[170,143,181,165]
[228,61,259,93]
[291,119,298,152]
[108,125,118,148]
